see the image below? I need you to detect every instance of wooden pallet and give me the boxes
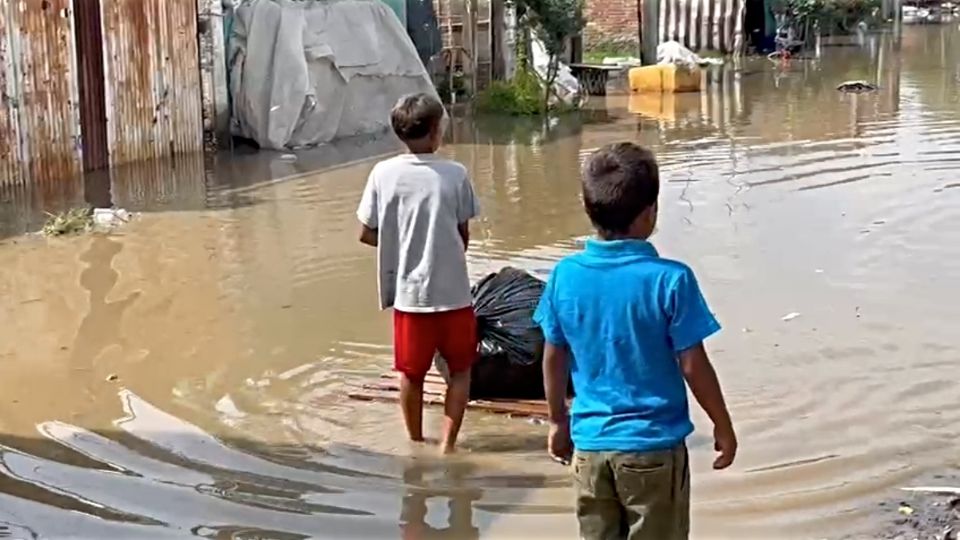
[348,371,550,418]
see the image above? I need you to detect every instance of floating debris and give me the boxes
[42,208,93,237]
[899,503,915,516]
[837,80,878,93]
[781,312,802,322]
[92,208,131,228]
[105,373,119,382]
[901,487,960,496]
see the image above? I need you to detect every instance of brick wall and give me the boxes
[583,0,640,53]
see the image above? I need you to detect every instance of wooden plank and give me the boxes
[349,390,550,418]
[354,371,553,418]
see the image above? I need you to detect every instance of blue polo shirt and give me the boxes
[533,239,720,452]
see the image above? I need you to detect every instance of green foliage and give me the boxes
[475,69,543,115]
[510,0,585,113]
[782,0,882,34]
[519,0,586,59]
[42,208,92,237]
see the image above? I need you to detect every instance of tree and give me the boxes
[514,0,585,114]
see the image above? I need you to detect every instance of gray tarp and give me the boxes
[228,0,439,149]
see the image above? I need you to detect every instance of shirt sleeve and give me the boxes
[356,169,379,229]
[533,270,567,347]
[668,267,721,353]
[457,174,480,224]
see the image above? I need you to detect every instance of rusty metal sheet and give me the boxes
[0,4,20,186]
[0,0,83,187]
[100,0,203,167]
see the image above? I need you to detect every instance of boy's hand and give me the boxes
[713,424,738,470]
[547,421,572,464]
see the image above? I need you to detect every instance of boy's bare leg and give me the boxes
[399,374,425,442]
[441,370,471,453]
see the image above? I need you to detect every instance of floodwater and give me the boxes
[1,25,958,540]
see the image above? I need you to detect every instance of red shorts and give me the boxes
[393,307,477,380]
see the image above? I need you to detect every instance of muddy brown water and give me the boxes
[1,26,958,539]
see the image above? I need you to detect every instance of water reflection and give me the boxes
[400,460,481,540]
[71,237,141,374]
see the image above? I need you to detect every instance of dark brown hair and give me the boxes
[390,93,445,142]
[582,143,660,235]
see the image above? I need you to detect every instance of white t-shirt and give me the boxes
[356,153,480,312]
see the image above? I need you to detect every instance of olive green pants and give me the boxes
[573,445,690,540]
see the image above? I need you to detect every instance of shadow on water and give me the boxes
[0,389,562,539]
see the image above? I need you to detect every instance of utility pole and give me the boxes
[639,0,660,65]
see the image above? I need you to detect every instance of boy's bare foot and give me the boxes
[440,442,457,455]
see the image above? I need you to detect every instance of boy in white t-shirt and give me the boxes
[356,93,480,453]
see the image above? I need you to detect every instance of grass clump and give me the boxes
[475,70,544,116]
[583,39,638,64]
[42,207,93,237]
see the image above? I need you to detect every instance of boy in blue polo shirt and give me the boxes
[534,143,737,540]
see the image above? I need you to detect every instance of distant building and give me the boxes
[582,0,749,56]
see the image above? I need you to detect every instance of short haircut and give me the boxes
[390,93,445,142]
[581,143,660,235]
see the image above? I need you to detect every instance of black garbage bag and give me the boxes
[473,268,545,365]
[435,267,547,399]
[471,267,546,399]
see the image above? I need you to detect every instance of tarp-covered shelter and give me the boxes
[228,0,440,149]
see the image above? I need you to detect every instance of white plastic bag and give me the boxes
[657,40,723,68]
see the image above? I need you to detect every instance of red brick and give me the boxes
[583,0,640,52]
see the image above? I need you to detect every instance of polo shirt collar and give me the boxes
[584,238,659,258]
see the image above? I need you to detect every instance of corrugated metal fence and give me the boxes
[658,0,746,55]
[0,0,203,187]
[0,0,83,186]
[101,0,203,164]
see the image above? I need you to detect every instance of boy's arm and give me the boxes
[679,343,737,470]
[543,342,572,462]
[457,222,469,251]
[534,270,571,463]
[544,342,570,423]
[359,225,378,247]
[356,168,379,247]
[456,171,479,252]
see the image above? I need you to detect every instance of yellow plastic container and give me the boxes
[628,64,703,94]
[629,65,665,94]
[662,64,702,92]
